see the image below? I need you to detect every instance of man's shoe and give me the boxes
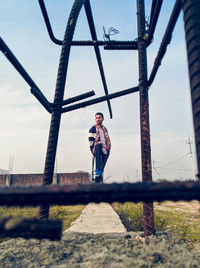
[95,168,102,176]
[95,176,102,184]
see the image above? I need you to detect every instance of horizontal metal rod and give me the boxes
[61,86,139,113]
[104,44,138,50]
[0,216,62,240]
[31,38,138,47]
[148,0,181,86]
[72,40,138,47]
[38,0,138,49]
[61,90,95,107]
[0,36,51,113]
[0,181,199,206]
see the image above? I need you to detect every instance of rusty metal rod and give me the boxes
[61,86,139,113]
[149,0,157,26]
[38,0,62,45]
[84,0,113,119]
[147,0,164,45]
[182,0,200,176]
[0,37,51,113]
[72,40,138,47]
[38,0,138,48]
[52,90,95,107]
[39,0,85,220]
[148,0,181,86]
[0,216,62,240]
[0,181,200,206]
[104,44,138,50]
[137,0,155,236]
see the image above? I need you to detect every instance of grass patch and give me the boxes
[112,202,200,249]
[0,205,86,243]
[49,205,86,230]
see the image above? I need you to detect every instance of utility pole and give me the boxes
[186,138,196,180]
[152,160,160,177]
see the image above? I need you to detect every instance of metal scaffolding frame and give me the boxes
[0,0,200,239]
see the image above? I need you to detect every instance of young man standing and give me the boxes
[88,112,111,183]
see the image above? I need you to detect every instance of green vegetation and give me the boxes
[112,202,200,250]
[50,205,86,230]
[0,205,86,243]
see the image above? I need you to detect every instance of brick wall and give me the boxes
[0,175,7,186]
[58,173,90,185]
[0,172,89,186]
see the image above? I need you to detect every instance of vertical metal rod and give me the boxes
[182,0,200,177]
[136,0,155,236]
[84,0,113,119]
[39,0,85,219]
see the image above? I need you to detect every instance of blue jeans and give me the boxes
[95,144,109,182]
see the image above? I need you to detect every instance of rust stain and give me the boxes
[69,19,74,26]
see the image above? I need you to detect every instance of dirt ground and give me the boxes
[154,201,200,214]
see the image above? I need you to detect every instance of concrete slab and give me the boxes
[64,202,126,234]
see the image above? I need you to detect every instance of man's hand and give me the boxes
[102,144,109,150]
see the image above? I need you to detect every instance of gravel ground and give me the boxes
[0,231,200,267]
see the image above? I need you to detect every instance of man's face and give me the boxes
[95,114,104,125]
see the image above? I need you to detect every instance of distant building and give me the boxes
[0,169,9,175]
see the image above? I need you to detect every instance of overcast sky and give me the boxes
[0,0,196,182]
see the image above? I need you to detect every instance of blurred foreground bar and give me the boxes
[0,216,62,240]
[0,181,199,206]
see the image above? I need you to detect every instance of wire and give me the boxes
[156,153,190,169]
[103,26,119,41]
[155,167,192,171]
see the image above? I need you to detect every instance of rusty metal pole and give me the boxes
[39,0,85,219]
[136,0,155,236]
[181,0,200,177]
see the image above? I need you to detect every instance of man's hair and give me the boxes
[95,112,104,118]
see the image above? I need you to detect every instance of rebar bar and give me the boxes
[0,37,51,113]
[104,44,138,50]
[72,40,138,47]
[38,0,62,45]
[147,0,164,45]
[61,86,139,113]
[1,181,200,206]
[55,90,95,107]
[0,216,62,240]
[182,0,200,176]
[148,0,181,86]
[84,0,113,119]
[137,0,155,237]
[39,0,85,220]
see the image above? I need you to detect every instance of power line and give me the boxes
[155,167,192,171]
[155,153,190,169]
